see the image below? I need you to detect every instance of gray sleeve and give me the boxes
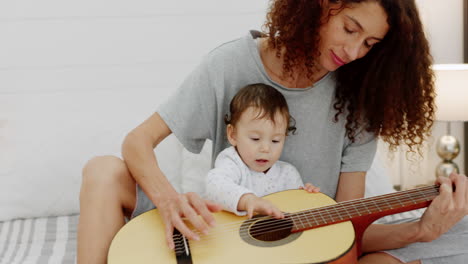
[340,129,377,172]
[157,56,218,154]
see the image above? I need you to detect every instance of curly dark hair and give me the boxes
[263,0,435,153]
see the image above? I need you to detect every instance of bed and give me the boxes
[0,215,78,264]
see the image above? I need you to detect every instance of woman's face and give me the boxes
[317,1,389,72]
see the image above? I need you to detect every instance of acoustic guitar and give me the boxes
[108,185,440,264]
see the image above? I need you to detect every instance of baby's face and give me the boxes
[229,107,287,173]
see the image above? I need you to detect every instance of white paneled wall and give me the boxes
[0,1,269,94]
[416,0,464,64]
[0,0,265,18]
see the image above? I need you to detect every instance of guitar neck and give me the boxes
[291,185,439,232]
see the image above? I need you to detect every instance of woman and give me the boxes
[78,0,468,263]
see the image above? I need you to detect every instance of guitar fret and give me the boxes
[339,204,354,219]
[324,206,335,222]
[410,192,418,204]
[332,205,344,220]
[318,211,327,225]
[396,198,405,207]
[360,201,372,215]
[297,211,306,229]
[372,200,382,212]
[347,203,370,217]
[416,189,431,202]
[384,200,394,209]
[311,212,320,226]
[352,204,362,216]
[306,213,313,227]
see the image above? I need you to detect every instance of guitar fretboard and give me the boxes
[290,185,439,232]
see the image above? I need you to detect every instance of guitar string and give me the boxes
[170,187,439,253]
[171,186,437,244]
[172,188,438,254]
[174,187,437,238]
[173,185,438,237]
[172,190,438,254]
[172,186,437,245]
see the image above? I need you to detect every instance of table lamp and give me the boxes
[433,64,468,177]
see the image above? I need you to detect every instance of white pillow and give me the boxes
[0,90,182,221]
[180,140,212,195]
[364,151,398,198]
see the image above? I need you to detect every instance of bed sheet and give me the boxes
[0,215,78,264]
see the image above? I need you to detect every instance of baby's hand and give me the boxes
[300,183,320,193]
[238,193,284,219]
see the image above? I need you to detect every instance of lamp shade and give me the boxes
[433,64,468,121]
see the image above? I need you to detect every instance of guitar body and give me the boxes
[108,190,357,264]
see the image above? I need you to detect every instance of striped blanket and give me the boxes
[0,215,78,264]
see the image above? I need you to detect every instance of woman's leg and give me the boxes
[359,252,421,264]
[77,156,137,264]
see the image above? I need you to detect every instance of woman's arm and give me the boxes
[335,171,366,202]
[361,173,468,253]
[122,112,221,249]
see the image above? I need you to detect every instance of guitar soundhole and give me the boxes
[249,218,292,241]
[239,216,302,247]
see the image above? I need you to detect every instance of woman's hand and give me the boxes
[157,192,222,250]
[238,193,284,219]
[417,172,468,242]
[300,182,321,193]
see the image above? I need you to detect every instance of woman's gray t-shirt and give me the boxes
[157,30,377,199]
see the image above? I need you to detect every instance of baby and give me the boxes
[204,83,318,219]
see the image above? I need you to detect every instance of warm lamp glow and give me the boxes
[433,64,468,121]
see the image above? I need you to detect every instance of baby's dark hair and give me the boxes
[224,83,296,135]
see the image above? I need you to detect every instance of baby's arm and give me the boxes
[300,183,321,193]
[204,166,251,215]
[204,151,254,215]
[237,193,284,219]
[204,150,284,218]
